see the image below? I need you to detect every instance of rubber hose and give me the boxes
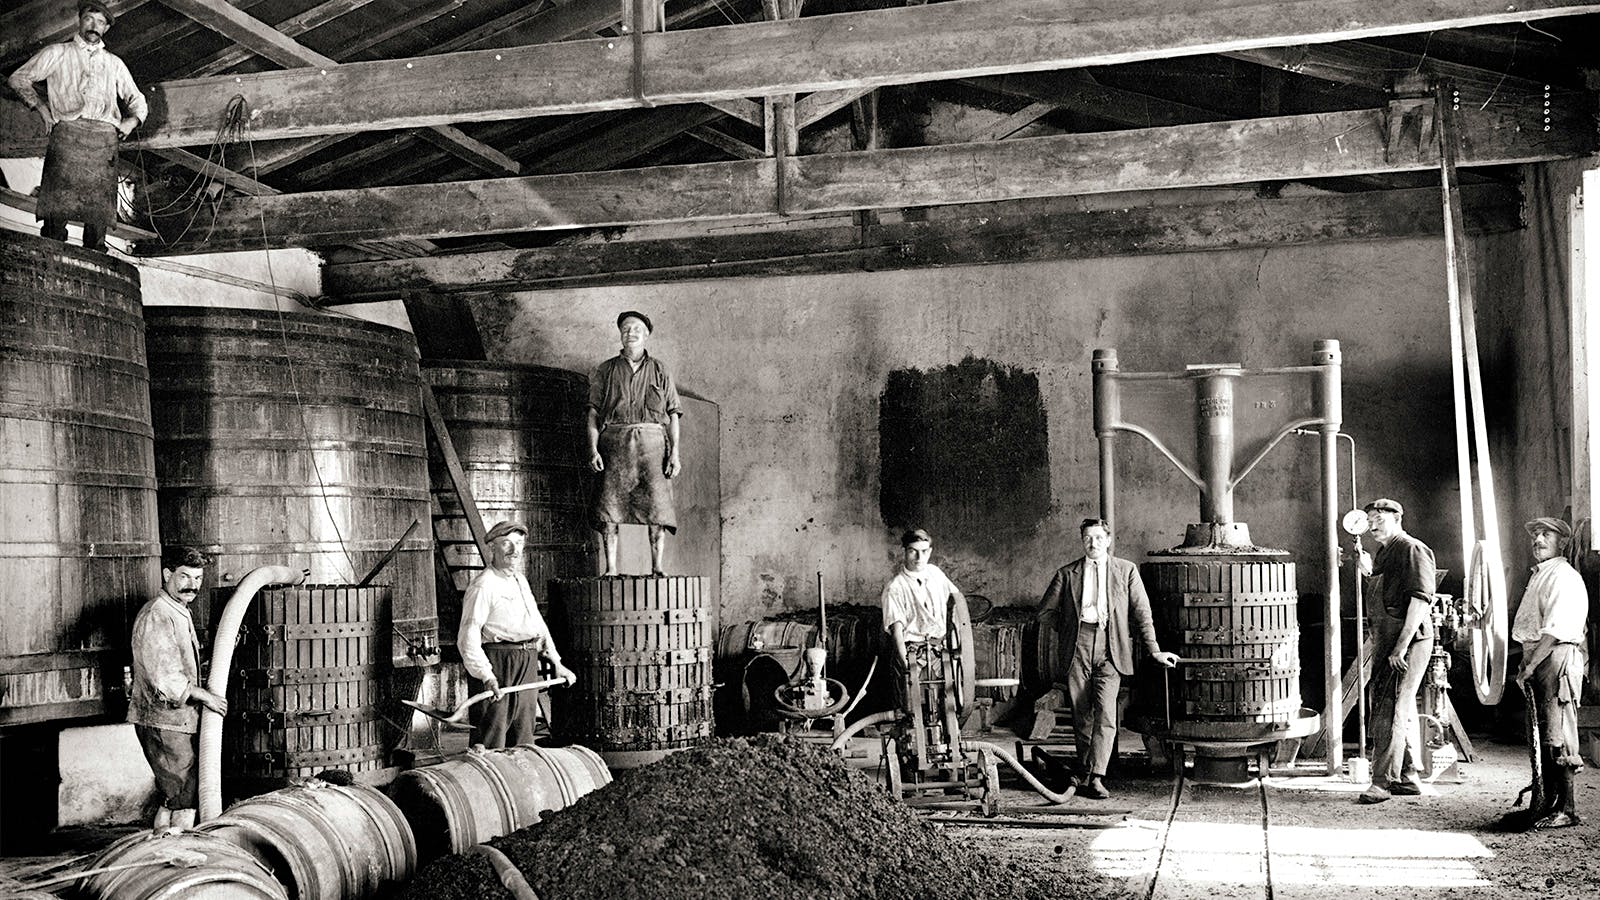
[828,710,899,751]
[198,565,305,821]
[968,740,1077,804]
[469,844,541,900]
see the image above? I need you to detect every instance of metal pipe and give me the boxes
[829,710,898,751]
[1196,372,1236,523]
[1093,349,1119,532]
[1322,424,1342,776]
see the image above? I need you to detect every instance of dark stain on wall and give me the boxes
[878,356,1050,550]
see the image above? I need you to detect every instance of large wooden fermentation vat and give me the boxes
[420,362,595,637]
[0,232,159,726]
[144,308,436,664]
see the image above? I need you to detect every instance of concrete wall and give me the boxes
[469,228,1520,625]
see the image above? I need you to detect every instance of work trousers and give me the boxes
[469,643,545,749]
[1068,621,1121,778]
[1368,626,1434,786]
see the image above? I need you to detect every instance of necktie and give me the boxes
[1085,561,1100,622]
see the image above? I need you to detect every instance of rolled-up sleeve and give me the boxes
[113,57,146,122]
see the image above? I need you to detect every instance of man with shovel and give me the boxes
[457,521,578,748]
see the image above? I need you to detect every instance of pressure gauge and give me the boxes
[1341,509,1370,536]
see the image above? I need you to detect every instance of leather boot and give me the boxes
[1535,764,1579,829]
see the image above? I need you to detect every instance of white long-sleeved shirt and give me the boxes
[880,564,958,644]
[456,567,556,682]
[8,35,148,127]
[1512,556,1588,648]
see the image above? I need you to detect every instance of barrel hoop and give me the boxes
[240,706,378,727]
[0,468,158,489]
[1180,592,1298,606]
[1185,665,1301,681]
[187,538,427,556]
[571,648,711,666]
[418,766,480,855]
[0,540,162,558]
[207,801,329,900]
[247,744,386,767]
[0,402,155,437]
[1187,698,1302,718]
[239,665,382,686]
[283,790,360,899]
[1183,628,1298,645]
[577,721,713,744]
[342,784,415,885]
[157,484,428,500]
[568,686,713,705]
[568,608,708,626]
[463,751,522,838]
[0,341,150,377]
[253,622,383,639]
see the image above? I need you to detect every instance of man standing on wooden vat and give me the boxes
[1511,516,1588,828]
[1355,497,1437,804]
[881,528,968,714]
[587,310,683,576]
[458,520,578,748]
[128,546,227,831]
[7,2,146,253]
[1037,518,1178,800]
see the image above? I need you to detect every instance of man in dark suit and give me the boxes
[1038,518,1178,798]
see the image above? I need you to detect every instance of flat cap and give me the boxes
[79,2,114,25]
[900,528,932,547]
[484,520,528,543]
[1524,517,1573,541]
[616,310,653,332]
[1363,498,1403,515]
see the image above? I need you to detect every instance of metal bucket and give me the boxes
[143,308,435,665]
[77,828,286,900]
[199,780,415,900]
[1,231,158,725]
[552,576,714,767]
[389,743,611,863]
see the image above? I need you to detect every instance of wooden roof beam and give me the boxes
[127,0,1600,149]
[135,99,1588,255]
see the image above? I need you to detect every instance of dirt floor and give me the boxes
[951,732,1599,900]
[3,730,1596,899]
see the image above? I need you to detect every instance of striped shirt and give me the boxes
[8,36,148,127]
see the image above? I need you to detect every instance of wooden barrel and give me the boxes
[713,620,817,662]
[421,362,596,639]
[198,781,415,900]
[552,576,713,767]
[144,308,435,666]
[1143,557,1302,723]
[224,584,393,792]
[0,232,159,726]
[389,744,611,863]
[971,609,1028,701]
[77,829,286,900]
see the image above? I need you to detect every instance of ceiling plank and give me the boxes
[966,101,1060,142]
[688,126,765,160]
[136,100,1586,255]
[796,88,874,128]
[169,0,381,79]
[320,184,1523,298]
[128,0,1600,148]
[703,98,764,128]
[962,72,1222,127]
[1224,41,1561,98]
[157,0,517,175]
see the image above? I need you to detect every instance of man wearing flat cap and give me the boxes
[1355,497,1437,803]
[8,2,146,252]
[587,311,683,576]
[457,520,577,748]
[1511,516,1588,828]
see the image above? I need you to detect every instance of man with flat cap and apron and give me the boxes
[586,310,683,576]
[1512,516,1589,828]
[8,2,146,252]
